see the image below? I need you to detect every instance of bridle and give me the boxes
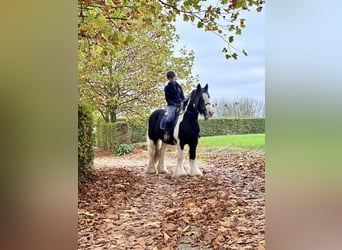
[203,92,211,117]
[180,90,211,116]
[199,97,211,117]
[201,102,210,118]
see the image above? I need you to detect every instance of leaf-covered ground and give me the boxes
[78,147,265,250]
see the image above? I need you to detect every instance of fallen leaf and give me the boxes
[182,225,191,232]
[204,231,217,243]
[163,231,170,243]
[79,150,265,249]
[219,217,232,227]
[126,208,137,214]
[233,208,240,214]
[218,226,228,233]
[164,223,177,231]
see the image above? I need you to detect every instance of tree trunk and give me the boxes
[110,110,117,123]
[99,109,109,123]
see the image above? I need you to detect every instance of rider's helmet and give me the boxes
[166,71,176,79]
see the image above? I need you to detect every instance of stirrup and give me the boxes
[163,133,170,141]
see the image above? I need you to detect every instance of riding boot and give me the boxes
[163,121,172,141]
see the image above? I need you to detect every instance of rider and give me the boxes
[164,71,185,141]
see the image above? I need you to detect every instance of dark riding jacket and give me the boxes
[164,82,185,107]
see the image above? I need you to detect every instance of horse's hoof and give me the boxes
[172,171,187,177]
[158,170,168,174]
[190,171,202,176]
[190,173,202,177]
[173,174,187,177]
[146,169,157,174]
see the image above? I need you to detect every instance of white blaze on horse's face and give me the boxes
[203,92,214,119]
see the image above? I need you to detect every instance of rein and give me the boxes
[179,91,210,116]
[181,101,209,115]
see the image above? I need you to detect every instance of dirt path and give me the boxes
[79,147,265,250]
[93,147,201,172]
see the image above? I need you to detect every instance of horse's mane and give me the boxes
[182,91,195,111]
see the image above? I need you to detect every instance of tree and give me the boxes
[79,19,197,123]
[212,97,265,118]
[78,0,264,60]
[77,0,264,181]
[77,0,265,121]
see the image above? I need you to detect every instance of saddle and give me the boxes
[160,109,180,130]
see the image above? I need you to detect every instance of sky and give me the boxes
[174,6,265,101]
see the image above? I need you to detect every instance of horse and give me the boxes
[146,83,214,177]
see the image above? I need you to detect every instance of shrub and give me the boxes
[117,118,265,143]
[96,122,130,152]
[199,118,265,136]
[115,143,135,156]
[130,122,148,143]
[78,102,96,181]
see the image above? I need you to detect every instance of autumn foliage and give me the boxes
[78,0,264,122]
[78,1,266,247]
[78,20,196,123]
[78,0,264,59]
[79,148,265,249]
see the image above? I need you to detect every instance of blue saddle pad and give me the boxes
[160,113,179,130]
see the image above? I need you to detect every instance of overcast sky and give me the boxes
[174,7,265,101]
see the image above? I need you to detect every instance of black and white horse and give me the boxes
[146,84,214,177]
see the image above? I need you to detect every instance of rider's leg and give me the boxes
[164,105,176,141]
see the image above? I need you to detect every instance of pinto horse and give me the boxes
[146,84,214,177]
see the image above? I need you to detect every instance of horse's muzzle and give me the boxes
[207,111,214,119]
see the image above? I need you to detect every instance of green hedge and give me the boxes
[78,102,95,180]
[96,122,130,151]
[198,118,265,136]
[129,122,148,143]
[128,118,265,143]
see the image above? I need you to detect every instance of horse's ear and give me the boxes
[196,84,201,92]
[204,84,208,91]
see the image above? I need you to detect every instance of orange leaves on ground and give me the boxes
[78,149,265,249]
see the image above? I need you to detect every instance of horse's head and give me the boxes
[200,83,214,120]
[186,84,214,120]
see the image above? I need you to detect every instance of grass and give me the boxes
[198,134,265,149]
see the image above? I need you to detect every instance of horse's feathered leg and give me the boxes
[154,139,162,166]
[173,143,186,177]
[189,141,202,176]
[157,142,168,174]
[189,159,202,176]
[146,138,157,174]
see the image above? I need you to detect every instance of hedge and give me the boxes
[129,122,148,143]
[96,122,130,151]
[78,102,95,180]
[128,118,265,143]
[198,118,265,136]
